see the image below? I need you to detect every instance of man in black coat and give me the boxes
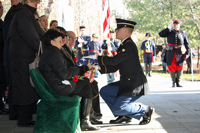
[98,18,153,125]
[7,0,43,127]
[159,19,190,87]
[3,0,20,120]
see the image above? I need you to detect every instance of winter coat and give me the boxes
[3,3,23,66]
[7,4,43,105]
[39,45,81,96]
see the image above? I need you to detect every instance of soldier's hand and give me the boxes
[167,22,173,29]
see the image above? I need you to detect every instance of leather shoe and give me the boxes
[90,118,103,124]
[139,106,154,125]
[17,120,35,127]
[110,116,132,124]
[176,83,182,87]
[0,108,9,114]
[90,110,102,120]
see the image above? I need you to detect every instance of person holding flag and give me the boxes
[74,25,91,61]
[102,29,119,84]
[140,33,156,77]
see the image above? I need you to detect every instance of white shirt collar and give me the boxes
[121,37,129,45]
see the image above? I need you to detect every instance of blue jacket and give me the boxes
[141,40,156,57]
[159,28,190,66]
[102,39,119,56]
[74,35,91,60]
[89,41,101,55]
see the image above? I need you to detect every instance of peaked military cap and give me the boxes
[92,33,98,38]
[173,19,179,24]
[115,18,137,30]
[145,33,151,37]
[80,25,86,29]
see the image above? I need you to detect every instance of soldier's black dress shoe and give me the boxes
[109,116,132,124]
[139,106,154,125]
[90,118,103,124]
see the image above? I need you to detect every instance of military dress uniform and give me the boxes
[140,33,156,76]
[88,34,102,55]
[74,35,91,61]
[102,34,120,84]
[159,19,190,87]
[98,19,152,124]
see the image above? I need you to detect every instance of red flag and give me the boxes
[102,0,110,39]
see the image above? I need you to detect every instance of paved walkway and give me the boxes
[0,72,200,133]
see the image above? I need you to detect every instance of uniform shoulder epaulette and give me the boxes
[127,40,131,43]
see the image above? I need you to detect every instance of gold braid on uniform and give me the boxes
[101,56,107,73]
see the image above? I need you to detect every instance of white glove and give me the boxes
[84,41,88,44]
[78,43,82,48]
[167,22,173,29]
[78,38,84,43]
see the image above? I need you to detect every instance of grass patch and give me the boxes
[151,71,200,81]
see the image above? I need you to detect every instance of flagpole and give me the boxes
[108,0,110,14]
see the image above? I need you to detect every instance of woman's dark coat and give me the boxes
[7,4,43,105]
[39,45,81,96]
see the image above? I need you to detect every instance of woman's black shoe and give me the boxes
[90,118,103,124]
[17,120,35,127]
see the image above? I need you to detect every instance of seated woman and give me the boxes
[38,29,99,131]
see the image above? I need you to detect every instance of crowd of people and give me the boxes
[0,0,191,132]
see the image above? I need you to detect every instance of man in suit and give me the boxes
[98,18,154,125]
[159,19,190,87]
[60,30,103,125]
[140,33,156,76]
[74,25,91,61]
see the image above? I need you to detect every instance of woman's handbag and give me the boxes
[29,41,43,87]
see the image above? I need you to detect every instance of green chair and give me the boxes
[29,68,81,133]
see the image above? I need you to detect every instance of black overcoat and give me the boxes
[39,45,80,96]
[7,4,43,105]
[98,37,149,97]
[159,28,190,66]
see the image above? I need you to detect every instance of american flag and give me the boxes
[102,0,110,39]
[75,54,98,82]
[75,54,98,66]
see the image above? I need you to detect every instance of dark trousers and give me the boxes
[16,103,34,122]
[0,61,7,110]
[90,80,101,114]
[5,66,18,119]
[70,77,92,99]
